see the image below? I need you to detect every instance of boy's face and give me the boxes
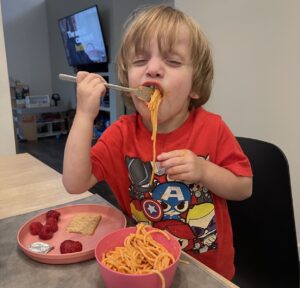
[127,25,199,133]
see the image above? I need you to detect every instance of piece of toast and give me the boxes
[65,213,102,236]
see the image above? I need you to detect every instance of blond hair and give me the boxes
[116,5,213,110]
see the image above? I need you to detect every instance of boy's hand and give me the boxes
[157,150,205,184]
[76,71,107,121]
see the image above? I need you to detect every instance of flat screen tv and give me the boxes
[58,5,108,72]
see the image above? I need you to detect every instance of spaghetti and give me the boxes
[147,88,162,184]
[101,223,174,288]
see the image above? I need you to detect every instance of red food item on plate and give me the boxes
[46,217,58,232]
[60,240,83,254]
[38,225,54,240]
[29,221,43,235]
[46,210,61,221]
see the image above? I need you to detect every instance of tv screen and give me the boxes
[58,6,108,68]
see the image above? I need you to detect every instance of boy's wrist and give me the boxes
[74,111,95,126]
[197,157,210,184]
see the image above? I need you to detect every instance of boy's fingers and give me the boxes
[89,77,105,88]
[94,83,107,97]
[76,71,89,82]
[86,73,104,84]
[157,150,187,160]
[77,72,104,84]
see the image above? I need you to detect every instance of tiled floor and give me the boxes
[16,135,119,208]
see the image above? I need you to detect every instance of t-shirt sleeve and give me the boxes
[215,120,253,177]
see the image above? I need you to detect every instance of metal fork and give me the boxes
[58,74,153,102]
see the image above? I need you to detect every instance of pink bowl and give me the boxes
[95,226,181,288]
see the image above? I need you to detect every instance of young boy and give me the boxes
[63,5,252,280]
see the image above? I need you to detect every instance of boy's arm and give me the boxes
[62,72,106,194]
[62,113,98,194]
[195,159,252,200]
[157,150,252,201]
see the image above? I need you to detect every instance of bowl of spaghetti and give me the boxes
[95,223,181,288]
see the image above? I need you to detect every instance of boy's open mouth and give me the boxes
[142,83,164,100]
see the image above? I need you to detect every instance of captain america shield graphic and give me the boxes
[141,199,163,222]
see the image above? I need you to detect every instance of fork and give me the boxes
[58,73,153,102]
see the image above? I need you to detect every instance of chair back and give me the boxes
[228,137,299,288]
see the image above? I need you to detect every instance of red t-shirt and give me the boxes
[91,107,252,280]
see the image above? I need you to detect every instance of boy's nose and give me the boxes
[146,58,163,78]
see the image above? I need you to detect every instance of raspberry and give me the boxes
[38,225,54,240]
[29,221,43,235]
[60,240,83,254]
[46,217,58,233]
[46,210,61,221]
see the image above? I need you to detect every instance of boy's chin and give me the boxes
[137,107,151,119]
[140,113,151,123]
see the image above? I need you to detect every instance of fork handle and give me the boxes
[58,74,135,93]
[59,74,77,82]
[104,83,135,93]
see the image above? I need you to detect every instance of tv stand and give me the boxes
[75,62,108,73]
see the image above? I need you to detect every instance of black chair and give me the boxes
[228,137,299,288]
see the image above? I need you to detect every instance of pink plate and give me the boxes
[17,204,127,264]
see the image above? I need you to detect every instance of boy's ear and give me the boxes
[190,91,200,99]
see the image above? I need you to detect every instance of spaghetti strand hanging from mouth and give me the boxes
[147,88,162,185]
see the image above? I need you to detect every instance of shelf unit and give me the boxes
[36,118,67,138]
[13,106,68,140]
[99,74,111,114]
[92,73,115,139]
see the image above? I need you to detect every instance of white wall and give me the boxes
[175,0,300,249]
[1,0,52,96]
[0,1,15,155]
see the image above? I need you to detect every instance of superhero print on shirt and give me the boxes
[125,155,217,254]
[125,156,160,200]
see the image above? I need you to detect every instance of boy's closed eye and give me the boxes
[163,52,185,67]
[132,58,149,66]
[131,53,150,66]
[165,59,182,67]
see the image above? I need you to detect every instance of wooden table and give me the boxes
[0,153,91,219]
[0,153,239,288]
